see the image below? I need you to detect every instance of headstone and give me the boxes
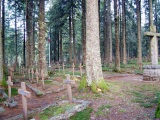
[18,82,31,120]
[41,70,44,88]
[72,63,75,76]
[79,63,83,77]
[62,63,65,74]
[7,76,13,101]
[64,74,75,104]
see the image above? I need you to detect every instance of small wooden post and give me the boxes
[41,70,44,88]
[36,68,39,84]
[28,69,30,81]
[72,63,75,76]
[18,82,31,120]
[79,63,83,77]
[7,76,13,101]
[31,68,34,82]
[62,63,65,74]
[64,74,75,104]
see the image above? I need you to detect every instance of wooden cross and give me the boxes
[144,25,160,65]
[62,63,65,74]
[41,70,44,88]
[36,68,39,84]
[28,69,31,81]
[31,68,34,82]
[79,63,83,77]
[7,76,13,101]
[57,63,60,73]
[64,74,75,104]
[9,67,14,79]
[18,82,31,120]
[72,63,75,76]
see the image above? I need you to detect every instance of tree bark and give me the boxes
[72,6,76,64]
[122,0,127,64]
[59,30,63,62]
[2,0,5,65]
[86,0,103,85]
[104,0,112,66]
[82,0,86,65]
[38,0,48,76]
[0,0,3,81]
[114,0,120,71]
[69,10,73,64]
[137,0,142,70]
[26,0,34,68]
[15,6,18,66]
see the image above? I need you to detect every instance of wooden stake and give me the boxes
[7,76,13,101]
[72,63,75,76]
[18,82,31,120]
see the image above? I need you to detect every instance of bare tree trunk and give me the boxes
[72,7,76,64]
[86,0,103,85]
[137,0,142,70]
[38,0,48,77]
[82,0,86,66]
[0,0,3,81]
[59,30,63,62]
[104,0,112,66]
[122,0,127,64]
[114,0,120,71]
[26,0,34,68]
[2,0,5,65]
[23,9,26,66]
[15,6,18,66]
[69,10,73,64]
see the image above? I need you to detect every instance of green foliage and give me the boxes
[3,65,8,76]
[91,83,98,93]
[98,80,109,92]
[0,77,7,88]
[4,88,18,96]
[70,108,93,120]
[0,98,6,103]
[78,76,88,91]
[155,100,160,118]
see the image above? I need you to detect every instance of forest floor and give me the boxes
[0,68,160,120]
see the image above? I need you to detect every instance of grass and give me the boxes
[39,103,75,119]
[70,107,93,120]
[4,88,18,96]
[96,104,112,116]
[44,80,53,84]
[0,98,6,103]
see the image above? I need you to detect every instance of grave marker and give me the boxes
[7,76,13,101]
[72,63,75,76]
[62,63,65,74]
[18,82,31,120]
[64,74,75,103]
[79,63,83,77]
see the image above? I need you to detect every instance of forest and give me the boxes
[0,0,160,119]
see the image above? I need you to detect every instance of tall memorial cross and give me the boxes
[79,63,83,77]
[7,76,13,101]
[144,25,160,65]
[18,82,31,120]
[64,74,75,104]
[72,63,75,76]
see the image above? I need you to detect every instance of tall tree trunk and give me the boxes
[2,0,5,65]
[114,0,120,71]
[104,0,112,66]
[72,7,76,64]
[69,10,73,64]
[59,30,63,62]
[82,0,86,65]
[86,0,103,85]
[23,7,26,66]
[38,0,48,76]
[137,0,142,70]
[26,0,34,68]
[15,6,18,66]
[0,0,3,81]
[122,0,127,64]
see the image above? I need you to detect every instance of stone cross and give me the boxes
[41,70,44,88]
[31,68,34,81]
[72,63,75,76]
[18,82,31,120]
[7,76,13,101]
[62,63,65,74]
[144,25,160,65]
[79,63,83,77]
[28,69,31,81]
[36,68,39,84]
[64,74,75,104]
